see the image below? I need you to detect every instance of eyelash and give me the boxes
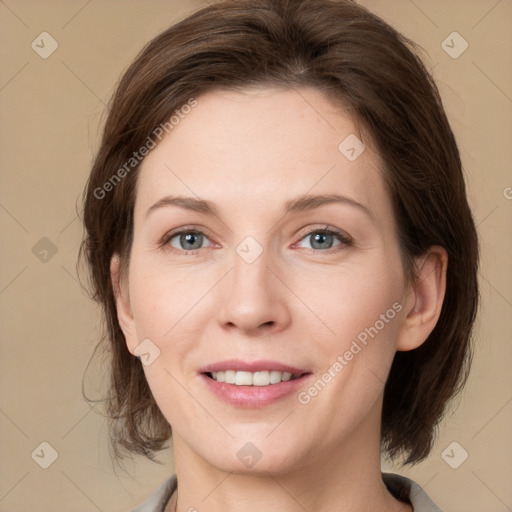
[160,225,353,255]
[295,225,353,252]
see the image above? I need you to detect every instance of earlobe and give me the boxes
[397,246,448,351]
[110,254,138,354]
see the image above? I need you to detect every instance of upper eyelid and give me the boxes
[163,226,214,245]
[294,223,352,241]
[165,225,345,240]
[164,225,212,239]
[296,224,349,238]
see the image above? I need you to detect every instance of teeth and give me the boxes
[210,370,296,386]
[235,371,253,386]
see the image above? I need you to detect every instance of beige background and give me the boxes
[0,0,511,511]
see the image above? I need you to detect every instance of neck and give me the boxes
[169,408,410,512]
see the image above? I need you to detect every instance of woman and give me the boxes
[81,0,479,510]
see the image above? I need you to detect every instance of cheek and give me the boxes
[294,268,404,416]
[128,255,208,337]
[127,262,209,426]
[289,261,405,424]
[290,258,404,350]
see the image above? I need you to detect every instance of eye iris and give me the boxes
[310,232,333,250]
[181,232,202,250]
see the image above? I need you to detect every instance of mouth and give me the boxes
[198,360,312,407]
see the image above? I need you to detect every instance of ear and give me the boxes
[110,254,138,355]
[396,246,448,351]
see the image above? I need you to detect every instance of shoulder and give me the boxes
[129,475,177,512]
[382,472,444,512]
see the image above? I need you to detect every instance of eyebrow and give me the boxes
[284,194,373,219]
[146,195,219,217]
[146,193,374,220]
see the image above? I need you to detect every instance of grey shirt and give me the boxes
[131,473,442,511]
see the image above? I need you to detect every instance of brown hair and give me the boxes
[81,0,479,464]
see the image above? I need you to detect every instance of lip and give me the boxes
[198,359,312,408]
[198,359,309,375]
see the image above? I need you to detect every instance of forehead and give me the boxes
[135,86,390,224]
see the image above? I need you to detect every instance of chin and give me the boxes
[211,434,305,475]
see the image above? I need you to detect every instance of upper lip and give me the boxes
[198,359,310,375]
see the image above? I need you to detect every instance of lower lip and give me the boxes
[200,373,312,408]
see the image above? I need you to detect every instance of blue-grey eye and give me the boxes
[169,231,208,251]
[309,232,336,250]
[296,229,346,250]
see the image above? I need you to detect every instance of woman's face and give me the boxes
[115,87,417,474]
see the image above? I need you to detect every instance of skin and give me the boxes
[112,87,447,512]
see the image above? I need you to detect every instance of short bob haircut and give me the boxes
[81,0,479,465]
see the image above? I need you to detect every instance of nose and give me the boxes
[216,248,291,335]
